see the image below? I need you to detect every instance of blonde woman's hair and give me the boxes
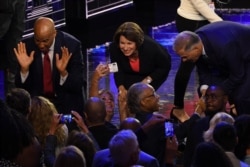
[203,112,234,142]
[28,96,68,147]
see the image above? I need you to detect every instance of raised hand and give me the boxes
[71,111,89,133]
[56,46,72,76]
[13,42,34,74]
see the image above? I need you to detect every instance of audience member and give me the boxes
[109,130,140,167]
[109,22,171,103]
[126,82,169,166]
[234,114,250,165]
[192,142,233,167]
[177,85,229,167]
[14,16,86,115]
[53,145,86,167]
[172,0,223,123]
[6,88,31,117]
[89,63,116,122]
[203,112,234,142]
[173,21,250,115]
[0,0,26,93]
[0,99,42,167]
[213,122,249,167]
[120,117,141,131]
[84,97,118,149]
[92,117,160,167]
[28,96,68,160]
[66,130,97,167]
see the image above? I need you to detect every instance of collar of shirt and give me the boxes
[42,38,55,66]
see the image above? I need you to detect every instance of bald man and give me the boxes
[14,17,86,118]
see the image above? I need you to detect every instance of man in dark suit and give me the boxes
[14,17,86,116]
[92,130,160,167]
[173,21,250,115]
[0,0,26,94]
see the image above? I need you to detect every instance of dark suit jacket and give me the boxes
[195,21,250,95]
[15,31,86,115]
[109,35,171,91]
[135,112,166,167]
[92,148,160,167]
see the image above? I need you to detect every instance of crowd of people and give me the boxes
[1,1,250,166]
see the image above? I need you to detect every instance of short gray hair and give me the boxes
[173,31,201,52]
[127,82,150,114]
[109,130,139,166]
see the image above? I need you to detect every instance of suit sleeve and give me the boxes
[148,43,171,85]
[109,43,125,88]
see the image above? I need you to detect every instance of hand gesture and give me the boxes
[95,63,109,78]
[48,114,62,135]
[141,113,166,133]
[71,111,89,133]
[56,46,72,76]
[13,42,34,74]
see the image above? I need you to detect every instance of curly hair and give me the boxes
[28,96,67,148]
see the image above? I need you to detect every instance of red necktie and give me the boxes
[43,52,54,96]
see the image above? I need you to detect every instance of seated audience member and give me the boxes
[126,82,171,166]
[89,63,116,122]
[14,16,85,116]
[192,142,233,167]
[66,130,97,167]
[54,145,86,167]
[109,130,143,167]
[213,122,249,167]
[176,85,230,167]
[119,117,142,131]
[92,117,160,167]
[234,114,250,165]
[203,112,234,142]
[84,97,118,149]
[5,88,31,117]
[28,96,68,166]
[0,99,42,167]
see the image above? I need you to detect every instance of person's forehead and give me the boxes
[206,87,224,95]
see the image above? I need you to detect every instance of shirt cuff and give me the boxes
[60,73,68,85]
[21,71,29,83]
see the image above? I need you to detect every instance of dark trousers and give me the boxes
[174,14,209,107]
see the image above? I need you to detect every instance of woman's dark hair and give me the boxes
[113,22,144,48]
[192,142,233,167]
[66,130,97,167]
[0,99,35,159]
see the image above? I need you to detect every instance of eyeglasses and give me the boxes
[203,94,225,101]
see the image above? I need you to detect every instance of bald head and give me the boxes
[33,17,57,52]
[84,97,106,124]
[120,117,141,132]
[34,17,55,34]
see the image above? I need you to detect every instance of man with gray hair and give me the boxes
[109,130,140,167]
[173,21,250,116]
